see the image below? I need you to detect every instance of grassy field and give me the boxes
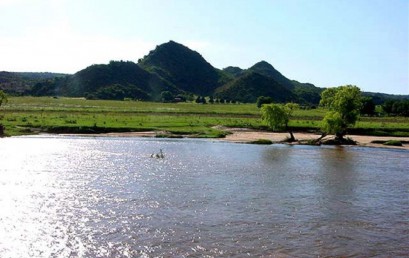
[1,97,408,137]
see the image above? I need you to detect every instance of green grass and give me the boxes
[1,97,408,137]
[383,140,403,146]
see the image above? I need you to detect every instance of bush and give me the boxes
[383,140,403,146]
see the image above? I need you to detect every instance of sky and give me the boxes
[0,0,408,94]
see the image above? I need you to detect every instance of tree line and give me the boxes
[382,99,409,117]
[260,85,393,144]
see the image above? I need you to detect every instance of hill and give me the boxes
[247,61,295,90]
[219,61,323,104]
[215,72,297,103]
[223,66,244,77]
[0,71,67,95]
[30,61,180,100]
[2,41,407,104]
[138,40,229,95]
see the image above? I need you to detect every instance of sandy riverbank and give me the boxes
[65,128,409,150]
[221,128,409,150]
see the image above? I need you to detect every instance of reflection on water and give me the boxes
[0,136,408,257]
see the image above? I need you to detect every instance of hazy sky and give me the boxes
[0,0,408,94]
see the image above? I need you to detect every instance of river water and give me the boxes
[0,135,408,257]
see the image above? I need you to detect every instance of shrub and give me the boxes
[383,140,403,146]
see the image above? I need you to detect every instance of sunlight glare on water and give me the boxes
[0,135,408,257]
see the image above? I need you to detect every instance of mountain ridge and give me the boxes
[138,40,228,96]
[1,41,407,103]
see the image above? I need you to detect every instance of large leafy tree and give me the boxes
[261,103,299,142]
[360,96,376,116]
[319,85,362,140]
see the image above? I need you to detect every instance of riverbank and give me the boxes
[62,128,409,150]
[221,128,409,150]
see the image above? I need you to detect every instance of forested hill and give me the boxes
[1,41,407,104]
[217,60,323,104]
[138,40,229,96]
[0,71,68,95]
[247,61,295,90]
[214,72,297,103]
[31,61,180,101]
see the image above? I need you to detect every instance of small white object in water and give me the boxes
[151,149,164,158]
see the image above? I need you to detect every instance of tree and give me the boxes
[0,90,8,135]
[195,96,201,103]
[261,103,299,142]
[382,99,409,117]
[321,111,343,135]
[208,96,214,104]
[256,96,273,108]
[161,91,174,102]
[360,96,376,116]
[319,85,362,140]
[0,90,7,107]
[382,99,394,114]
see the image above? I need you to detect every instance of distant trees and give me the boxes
[0,90,8,135]
[0,90,7,107]
[382,99,409,117]
[261,102,299,142]
[160,91,174,102]
[194,96,238,104]
[360,96,376,116]
[208,96,214,104]
[85,84,149,101]
[31,80,57,96]
[319,85,362,140]
[256,96,273,108]
[195,96,206,104]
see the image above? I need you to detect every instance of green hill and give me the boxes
[223,66,244,78]
[247,61,295,90]
[2,41,407,104]
[30,61,180,100]
[292,80,323,105]
[220,61,323,104]
[215,72,297,103]
[138,41,229,95]
[0,71,67,95]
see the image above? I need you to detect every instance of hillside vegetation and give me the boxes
[1,41,408,105]
[139,41,228,96]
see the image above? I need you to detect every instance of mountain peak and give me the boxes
[215,71,296,103]
[248,60,293,89]
[138,41,223,95]
[252,60,274,68]
[159,40,189,50]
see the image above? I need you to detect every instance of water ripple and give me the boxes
[0,136,408,257]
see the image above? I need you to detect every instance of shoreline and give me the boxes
[58,128,409,150]
[221,128,409,150]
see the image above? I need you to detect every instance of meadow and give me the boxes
[1,97,408,137]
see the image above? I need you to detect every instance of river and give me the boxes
[0,135,408,257]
